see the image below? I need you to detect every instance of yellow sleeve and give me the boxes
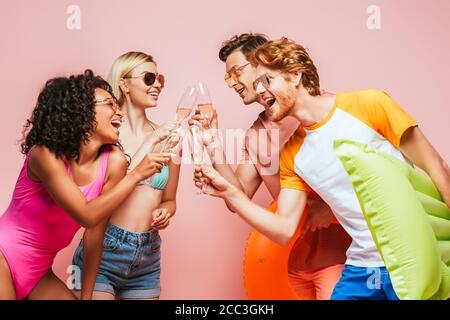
[361,90,418,147]
[279,131,311,192]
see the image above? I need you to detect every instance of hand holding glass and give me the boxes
[196,82,215,129]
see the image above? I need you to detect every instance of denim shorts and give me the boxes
[72,223,161,299]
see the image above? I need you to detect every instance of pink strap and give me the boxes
[24,145,36,167]
[99,147,111,182]
[62,155,72,176]
[65,147,110,183]
[46,146,111,185]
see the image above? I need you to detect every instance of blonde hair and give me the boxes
[249,37,321,96]
[107,51,155,105]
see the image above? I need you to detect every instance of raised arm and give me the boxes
[196,165,308,245]
[204,141,262,197]
[28,145,172,228]
[190,109,262,199]
[127,120,178,171]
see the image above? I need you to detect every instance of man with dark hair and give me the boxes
[218,33,269,105]
[190,33,350,300]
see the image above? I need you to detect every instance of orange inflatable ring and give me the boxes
[243,201,310,300]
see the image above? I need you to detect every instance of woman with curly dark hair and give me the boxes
[0,69,173,300]
[72,52,183,300]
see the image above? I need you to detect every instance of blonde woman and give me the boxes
[72,52,181,300]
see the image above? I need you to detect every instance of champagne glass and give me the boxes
[188,126,211,195]
[160,85,197,153]
[176,85,197,123]
[195,82,218,159]
[196,82,215,129]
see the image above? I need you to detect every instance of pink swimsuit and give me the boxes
[0,147,110,299]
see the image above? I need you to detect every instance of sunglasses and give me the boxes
[123,72,165,88]
[224,63,251,86]
[94,97,120,113]
[253,72,283,91]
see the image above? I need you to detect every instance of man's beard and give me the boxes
[271,90,296,122]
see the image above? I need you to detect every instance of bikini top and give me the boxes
[137,163,169,190]
[135,121,170,191]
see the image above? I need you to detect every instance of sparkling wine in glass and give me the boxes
[175,85,197,122]
[160,85,197,153]
[176,107,194,122]
[196,82,215,129]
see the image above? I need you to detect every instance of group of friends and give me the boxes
[0,33,448,300]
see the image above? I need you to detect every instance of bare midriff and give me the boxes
[109,186,163,232]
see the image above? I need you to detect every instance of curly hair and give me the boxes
[249,37,321,96]
[21,69,115,161]
[219,33,269,62]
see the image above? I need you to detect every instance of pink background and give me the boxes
[1,0,449,299]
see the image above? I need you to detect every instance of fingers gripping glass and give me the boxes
[123,72,165,88]
[224,63,250,86]
[94,97,120,112]
[197,82,215,128]
[191,82,215,195]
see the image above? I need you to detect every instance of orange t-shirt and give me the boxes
[244,111,350,272]
[280,90,417,267]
